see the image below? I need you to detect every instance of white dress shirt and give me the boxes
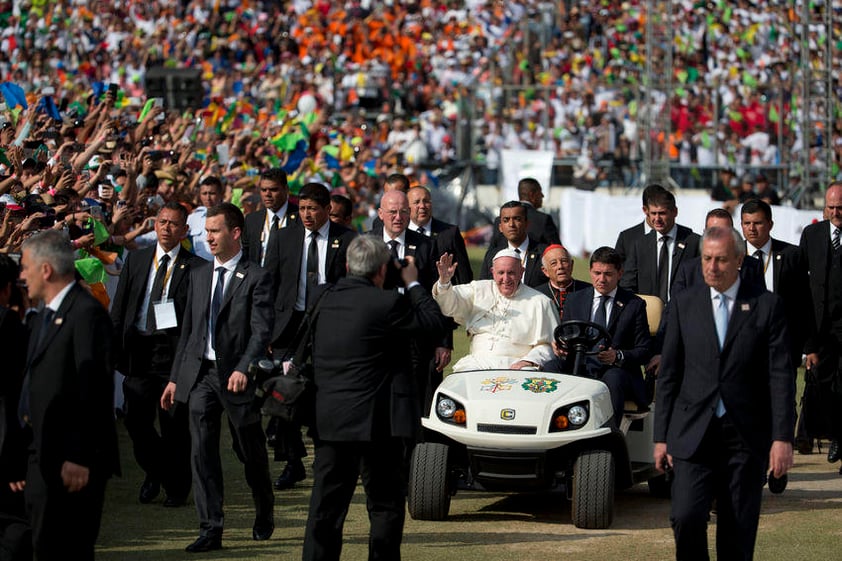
[205,250,242,360]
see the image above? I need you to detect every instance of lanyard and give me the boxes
[153,255,175,298]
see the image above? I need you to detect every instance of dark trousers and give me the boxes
[188,363,274,538]
[0,484,30,561]
[123,374,191,498]
[599,366,646,427]
[670,414,765,561]
[302,438,407,561]
[24,454,107,561]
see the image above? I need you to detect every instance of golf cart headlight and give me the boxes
[436,394,466,426]
[549,401,589,432]
[568,405,588,426]
[437,398,456,418]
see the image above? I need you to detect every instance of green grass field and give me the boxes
[95,247,842,561]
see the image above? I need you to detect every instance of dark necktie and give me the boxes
[145,254,170,332]
[417,225,425,235]
[19,308,55,426]
[833,228,841,251]
[594,295,608,328]
[388,239,400,261]
[753,249,764,261]
[658,235,670,303]
[306,231,319,288]
[272,214,280,231]
[210,267,226,349]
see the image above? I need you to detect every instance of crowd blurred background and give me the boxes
[0,0,839,267]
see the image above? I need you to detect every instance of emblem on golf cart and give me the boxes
[521,377,559,393]
[480,376,518,393]
[500,409,516,420]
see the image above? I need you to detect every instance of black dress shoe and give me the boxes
[139,478,160,504]
[273,462,305,490]
[828,439,840,463]
[252,519,274,541]
[795,437,814,455]
[185,536,222,553]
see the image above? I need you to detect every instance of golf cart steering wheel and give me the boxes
[554,320,612,357]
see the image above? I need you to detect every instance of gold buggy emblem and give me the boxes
[501,409,516,421]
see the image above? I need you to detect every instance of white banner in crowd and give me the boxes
[500,149,555,202]
[557,189,823,256]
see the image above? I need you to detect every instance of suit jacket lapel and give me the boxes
[607,291,626,333]
[194,264,213,322]
[220,261,248,313]
[670,229,689,278]
[168,251,191,295]
[722,288,753,351]
[30,284,77,364]
[324,225,344,277]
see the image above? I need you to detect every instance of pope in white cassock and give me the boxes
[433,248,558,371]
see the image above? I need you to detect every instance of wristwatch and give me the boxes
[614,350,625,366]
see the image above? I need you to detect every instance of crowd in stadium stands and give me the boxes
[0,0,835,237]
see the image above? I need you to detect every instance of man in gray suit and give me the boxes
[161,203,275,552]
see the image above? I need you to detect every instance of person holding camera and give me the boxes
[302,236,447,561]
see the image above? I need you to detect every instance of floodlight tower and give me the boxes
[797,1,834,206]
[638,0,676,188]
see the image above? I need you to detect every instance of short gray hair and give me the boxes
[701,226,746,259]
[348,236,391,278]
[22,230,76,278]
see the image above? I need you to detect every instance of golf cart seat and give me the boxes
[620,294,664,425]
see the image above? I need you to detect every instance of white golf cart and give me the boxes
[408,298,669,529]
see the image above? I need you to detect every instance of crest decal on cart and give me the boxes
[480,376,518,393]
[521,377,559,393]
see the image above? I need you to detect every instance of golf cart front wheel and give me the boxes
[571,449,615,529]
[408,442,451,521]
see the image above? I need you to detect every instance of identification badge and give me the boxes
[153,299,178,329]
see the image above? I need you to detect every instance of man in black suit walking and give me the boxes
[620,189,700,304]
[14,231,119,561]
[800,182,842,468]
[373,190,435,290]
[161,203,275,552]
[111,202,200,507]
[242,168,299,266]
[264,182,356,490]
[480,201,548,288]
[543,247,652,426]
[613,183,665,260]
[655,226,795,561]
[407,185,472,285]
[302,236,447,561]
[740,199,816,367]
[490,177,560,246]
[535,244,590,319]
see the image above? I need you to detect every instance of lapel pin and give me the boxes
[741,303,750,311]
[235,271,245,279]
[408,244,416,250]
[775,254,781,260]
[616,301,624,307]
[54,317,63,325]
[678,242,686,249]
[179,264,185,269]
[331,239,340,248]
[529,253,536,259]
[289,214,296,222]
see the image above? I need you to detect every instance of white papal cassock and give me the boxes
[433,279,558,372]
